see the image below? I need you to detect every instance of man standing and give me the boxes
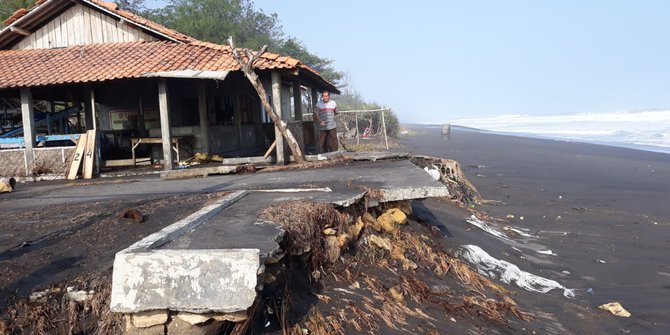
[314,91,338,153]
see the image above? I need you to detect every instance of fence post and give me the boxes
[381,109,389,150]
[355,112,360,145]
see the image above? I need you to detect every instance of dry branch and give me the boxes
[228,37,306,163]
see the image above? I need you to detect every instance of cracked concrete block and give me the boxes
[111,249,260,313]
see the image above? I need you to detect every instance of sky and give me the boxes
[147,1,670,123]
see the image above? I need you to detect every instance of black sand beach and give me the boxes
[402,125,670,334]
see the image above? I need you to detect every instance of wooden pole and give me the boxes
[158,79,173,170]
[227,37,305,163]
[20,87,35,176]
[89,86,97,130]
[311,87,320,152]
[381,109,389,150]
[271,72,285,164]
[355,112,360,145]
[292,81,302,121]
[198,81,209,153]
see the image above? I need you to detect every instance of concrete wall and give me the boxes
[0,146,74,177]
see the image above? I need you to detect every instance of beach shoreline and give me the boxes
[401,124,670,334]
[409,123,670,155]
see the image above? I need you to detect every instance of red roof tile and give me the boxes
[0,41,338,91]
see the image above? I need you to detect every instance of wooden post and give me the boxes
[293,81,302,121]
[20,87,35,176]
[91,88,97,130]
[271,71,285,164]
[355,112,360,145]
[197,81,209,153]
[381,109,389,150]
[158,79,173,170]
[311,87,320,152]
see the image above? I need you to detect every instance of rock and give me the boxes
[376,208,407,233]
[385,208,408,225]
[389,286,404,303]
[167,315,224,335]
[368,235,392,251]
[336,234,349,249]
[66,286,94,302]
[175,311,246,325]
[0,177,15,193]
[125,316,165,335]
[211,311,247,322]
[377,214,397,233]
[395,201,413,215]
[390,245,405,260]
[322,228,337,235]
[348,217,365,239]
[401,258,418,270]
[132,310,169,328]
[325,236,340,263]
[176,312,211,325]
[121,208,144,223]
[363,212,381,231]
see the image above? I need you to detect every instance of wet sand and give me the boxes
[402,125,670,334]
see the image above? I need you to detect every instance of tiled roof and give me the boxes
[0,41,335,90]
[0,1,339,91]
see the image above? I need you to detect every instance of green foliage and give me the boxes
[116,0,146,13]
[0,0,36,24]
[146,0,342,84]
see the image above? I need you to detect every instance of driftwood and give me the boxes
[227,37,306,163]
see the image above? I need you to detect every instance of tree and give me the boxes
[116,0,146,13]
[278,38,342,85]
[0,0,36,25]
[147,0,342,85]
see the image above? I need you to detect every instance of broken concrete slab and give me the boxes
[221,156,272,166]
[111,249,259,313]
[160,165,239,180]
[5,159,448,210]
[108,159,450,317]
[341,151,410,161]
[124,190,247,252]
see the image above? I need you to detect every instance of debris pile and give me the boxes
[410,156,482,205]
[257,199,532,334]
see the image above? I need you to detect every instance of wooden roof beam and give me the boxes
[9,26,30,36]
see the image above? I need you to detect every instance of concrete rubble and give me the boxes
[108,157,451,334]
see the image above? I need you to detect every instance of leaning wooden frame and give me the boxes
[336,108,390,150]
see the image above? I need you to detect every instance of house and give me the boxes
[0,0,339,177]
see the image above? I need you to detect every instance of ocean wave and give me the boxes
[454,110,670,152]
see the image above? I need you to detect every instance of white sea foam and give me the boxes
[454,110,670,153]
[458,245,575,298]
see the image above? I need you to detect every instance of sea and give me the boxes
[448,110,670,154]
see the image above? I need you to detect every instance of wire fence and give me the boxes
[335,108,390,150]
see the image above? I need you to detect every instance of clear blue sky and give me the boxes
[147,1,670,123]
